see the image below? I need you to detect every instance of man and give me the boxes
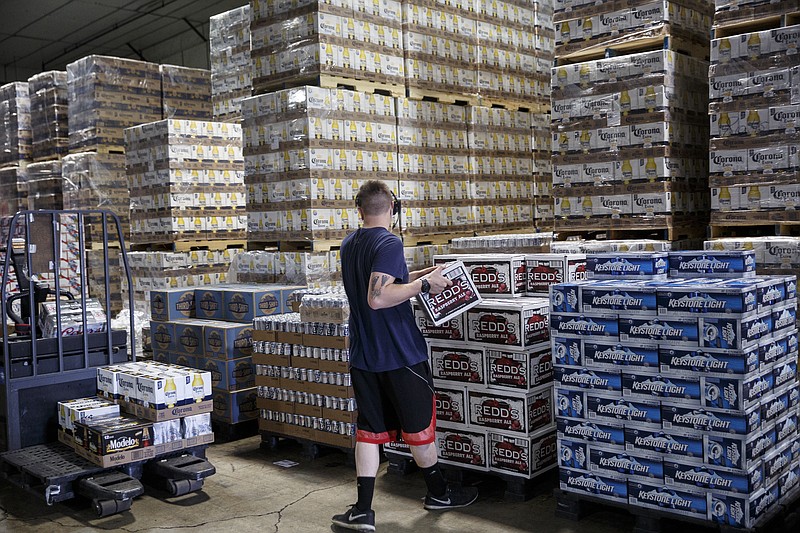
[333,180,478,532]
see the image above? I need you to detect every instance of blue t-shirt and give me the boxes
[341,227,428,372]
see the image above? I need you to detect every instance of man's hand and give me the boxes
[423,266,452,295]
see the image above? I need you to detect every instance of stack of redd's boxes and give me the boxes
[387,253,559,480]
[553,250,799,529]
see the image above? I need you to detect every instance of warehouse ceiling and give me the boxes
[0,0,247,83]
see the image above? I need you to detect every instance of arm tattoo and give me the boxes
[369,274,390,301]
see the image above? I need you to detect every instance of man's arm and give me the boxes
[409,265,437,282]
[367,266,452,310]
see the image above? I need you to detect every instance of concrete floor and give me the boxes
[0,435,699,533]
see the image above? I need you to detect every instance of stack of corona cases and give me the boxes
[210,5,252,122]
[147,285,302,425]
[707,21,800,225]
[403,0,553,108]
[385,253,589,481]
[125,119,246,244]
[249,0,405,96]
[533,111,554,230]
[551,47,711,234]
[552,250,799,529]
[0,82,31,217]
[395,97,473,237]
[160,65,212,120]
[27,71,68,160]
[241,86,397,243]
[254,291,358,449]
[54,361,214,467]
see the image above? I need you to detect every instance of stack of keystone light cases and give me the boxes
[552,251,800,528]
[707,22,800,222]
[210,5,252,122]
[387,253,583,481]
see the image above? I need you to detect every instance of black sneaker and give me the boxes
[331,505,376,532]
[423,485,479,510]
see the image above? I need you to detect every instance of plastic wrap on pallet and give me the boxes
[705,237,800,273]
[229,250,335,288]
[708,24,800,224]
[62,152,129,240]
[0,82,31,165]
[125,119,246,245]
[160,65,212,120]
[450,233,554,253]
[550,239,672,253]
[27,71,68,160]
[26,160,64,211]
[66,55,162,152]
[249,0,405,95]
[0,165,27,218]
[241,86,397,242]
[210,5,252,122]
[713,0,800,27]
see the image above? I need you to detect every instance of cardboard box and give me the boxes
[469,386,553,435]
[549,282,585,313]
[659,345,759,376]
[223,285,282,321]
[486,343,553,391]
[628,481,708,518]
[194,287,226,320]
[434,254,527,298]
[201,356,255,391]
[583,340,659,369]
[150,288,196,321]
[668,251,756,278]
[488,429,557,479]
[586,394,661,427]
[212,387,258,423]
[550,312,619,339]
[624,426,703,460]
[204,321,253,360]
[589,446,664,481]
[435,424,489,472]
[171,320,206,356]
[417,261,482,327]
[429,341,485,385]
[662,404,761,436]
[127,398,213,423]
[557,367,622,393]
[525,254,587,296]
[664,459,763,494]
[467,298,550,348]
[586,253,668,280]
[412,300,466,341]
[618,315,699,344]
[434,386,468,426]
[75,414,153,455]
[581,280,660,313]
[552,337,584,367]
[622,371,701,404]
[560,468,628,502]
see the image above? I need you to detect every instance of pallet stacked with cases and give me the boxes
[249,0,405,97]
[705,237,800,284]
[707,15,800,233]
[712,0,800,28]
[160,65,212,120]
[449,233,554,254]
[26,160,64,211]
[148,285,301,433]
[254,293,358,451]
[0,166,27,218]
[532,112,554,230]
[395,97,472,239]
[0,82,31,218]
[28,71,69,161]
[242,86,398,247]
[125,119,247,246]
[552,251,799,529]
[210,5,252,122]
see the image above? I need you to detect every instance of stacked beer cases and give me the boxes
[254,296,358,449]
[553,251,799,529]
[125,119,246,244]
[469,106,535,233]
[241,86,397,243]
[0,82,31,217]
[210,5,252,122]
[28,71,68,161]
[249,0,405,95]
[61,153,129,236]
[533,111,554,230]
[707,23,800,224]
[160,65,212,120]
[395,97,473,236]
[26,160,64,210]
[705,237,800,283]
[0,166,26,218]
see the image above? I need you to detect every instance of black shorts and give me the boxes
[350,361,436,446]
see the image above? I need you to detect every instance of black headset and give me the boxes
[355,190,401,216]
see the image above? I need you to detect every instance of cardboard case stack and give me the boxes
[160,65,212,120]
[210,5,252,122]
[0,166,27,218]
[0,82,32,165]
[28,71,69,160]
[26,160,64,211]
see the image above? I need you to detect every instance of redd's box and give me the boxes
[434,385,468,426]
[486,343,553,391]
[417,261,482,327]
[488,429,557,479]
[412,299,465,341]
[435,424,488,471]
[203,321,253,360]
[429,341,485,385]
[467,298,550,348]
[434,254,526,298]
[150,288,195,322]
[469,386,553,434]
[525,253,587,296]
[223,285,282,322]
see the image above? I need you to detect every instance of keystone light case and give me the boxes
[417,260,482,327]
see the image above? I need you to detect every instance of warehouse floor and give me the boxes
[0,436,638,533]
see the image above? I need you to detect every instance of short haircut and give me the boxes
[356,180,393,216]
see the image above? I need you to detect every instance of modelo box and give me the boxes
[622,372,701,404]
[488,429,557,479]
[469,386,553,434]
[171,320,206,356]
[150,288,196,321]
[525,253,586,296]
[194,286,226,320]
[549,312,619,339]
[664,459,763,495]
[429,341,485,385]
[204,321,253,359]
[552,336,584,367]
[435,424,488,472]
[559,468,628,503]
[589,447,664,482]
[223,285,282,322]
[467,298,550,348]
[417,260,482,327]
[628,481,708,519]
[662,404,761,436]
[618,315,699,344]
[557,418,625,447]
[656,280,759,318]
[587,394,661,427]
[583,340,659,369]
[580,280,659,312]
[668,250,756,278]
[659,345,759,376]
[487,344,552,391]
[76,415,153,455]
[557,367,622,393]
[434,385,468,426]
[624,427,703,460]
[412,299,466,341]
[434,254,526,298]
[585,253,668,280]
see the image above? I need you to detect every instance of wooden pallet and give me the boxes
[406,86,479,106]
[68,144,125,156]
[259,429,355,465]
[130,239,246,253]
[554,216,705,242]
[247,239,342,252]
[709,220,800,239]
[712,0,800,35]
[255,73,405,99]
